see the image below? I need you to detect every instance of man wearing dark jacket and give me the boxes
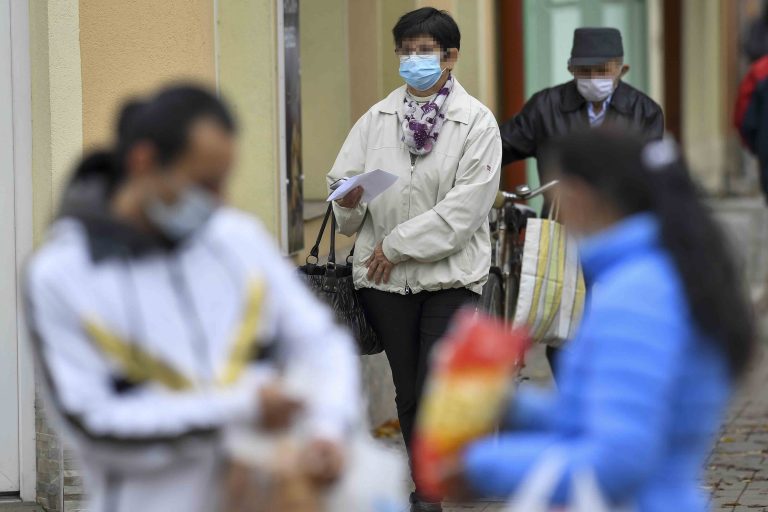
[502,28,663,373]
[501,27,664,170]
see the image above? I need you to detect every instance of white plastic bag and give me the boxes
[324,432,406,511]
[222,364,407,512]
[512,206,586,347]
[223,426,406,512]
[504,449,633,512]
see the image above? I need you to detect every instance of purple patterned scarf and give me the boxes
[401,75,454,155]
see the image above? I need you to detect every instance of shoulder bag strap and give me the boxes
[346,244,355,265]
[307,203,333,264]
[329,212,338,265]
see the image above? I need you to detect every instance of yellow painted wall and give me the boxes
[349,0,383,121]
[300,0,351,200]
[30,0,83,242]
[380,0,414,94]
[79,0,216,149]
[31,0,499,247]
[682,0,724,192]
[218,0,281,234]
[416,0,499,115]
[455,1,480,98]
[476,0,499,116]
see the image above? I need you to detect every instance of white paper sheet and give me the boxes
[327,169,399,204]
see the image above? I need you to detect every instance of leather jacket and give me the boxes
[500,80,664,169]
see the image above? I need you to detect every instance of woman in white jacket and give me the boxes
[26,85,360,512]
[327,8,501,512]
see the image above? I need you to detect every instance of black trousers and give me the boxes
[358,287,477,455]
[546,345,560,376]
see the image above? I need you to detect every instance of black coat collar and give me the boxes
[79,213,176,263]
[58,176,177,263]
[560,80,635,115]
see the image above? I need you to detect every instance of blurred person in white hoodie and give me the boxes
[24,85,360,512]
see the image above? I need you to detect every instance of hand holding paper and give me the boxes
[327,169,398,204]
[335,186,364,209]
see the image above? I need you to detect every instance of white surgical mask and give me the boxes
[145,186,218,241]
[576,78,616,103]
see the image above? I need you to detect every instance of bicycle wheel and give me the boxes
[480,271,503,318]
[504,271,520,325]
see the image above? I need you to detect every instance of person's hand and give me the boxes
[335,186,364,209]
[301,438,345,487]
[438,454,475,501]
[366,241,395,284]
[258,382,304,431]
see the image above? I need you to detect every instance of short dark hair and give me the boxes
[117,85,236,169]
[68,84,237,198]
[392,7,460,51]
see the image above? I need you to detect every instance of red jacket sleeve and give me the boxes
[735,56,768,150]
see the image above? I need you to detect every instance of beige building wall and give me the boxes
[218,0,282,234]
[79,0,217,150]
[74,0,284,236]
[33,0,499,246]
[30,0,83,243]
[300,0,352,200]
[348,0,472,121]
[416,0,500,115]
[682,0,726,193]
[646,0,664,106]
[349,0,384,121]
[30,4,84,509]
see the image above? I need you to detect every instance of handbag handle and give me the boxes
[306,202,356,266]
[329,212,337,266]
[307,203,333,264]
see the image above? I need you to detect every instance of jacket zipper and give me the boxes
[168,260,214,383]
[405,154,416,295]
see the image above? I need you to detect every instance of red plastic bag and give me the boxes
[413,309,529,500]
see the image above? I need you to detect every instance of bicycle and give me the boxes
[481,180,559,324]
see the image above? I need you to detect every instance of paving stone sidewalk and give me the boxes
[706,345,768,512]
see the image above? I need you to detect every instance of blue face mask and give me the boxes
[399,54,444,91]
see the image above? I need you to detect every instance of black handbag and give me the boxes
[298,204,382,355]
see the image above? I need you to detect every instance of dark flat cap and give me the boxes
[570,27,623,66]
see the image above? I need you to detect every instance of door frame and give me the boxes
[9,0,35,502]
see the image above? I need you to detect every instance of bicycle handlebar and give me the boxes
[493,180,559,209]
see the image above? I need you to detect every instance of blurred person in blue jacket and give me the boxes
[447,129,756,512]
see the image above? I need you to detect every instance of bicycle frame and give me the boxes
[485,181,558,326]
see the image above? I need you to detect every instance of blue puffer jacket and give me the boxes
[465,213,732,512]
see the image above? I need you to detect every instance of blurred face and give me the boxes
[395,35,458,69]
[396,35,458,92]
[126,117,236,239]
[569,59,629,103]
[150,117,235,202]
[545,168,621,239]
[569,59,628,82]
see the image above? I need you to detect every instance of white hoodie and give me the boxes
[25,205,361,512]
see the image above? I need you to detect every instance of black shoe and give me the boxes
[409,492,443,512]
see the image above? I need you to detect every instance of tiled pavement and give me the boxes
[706,340,768,512]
